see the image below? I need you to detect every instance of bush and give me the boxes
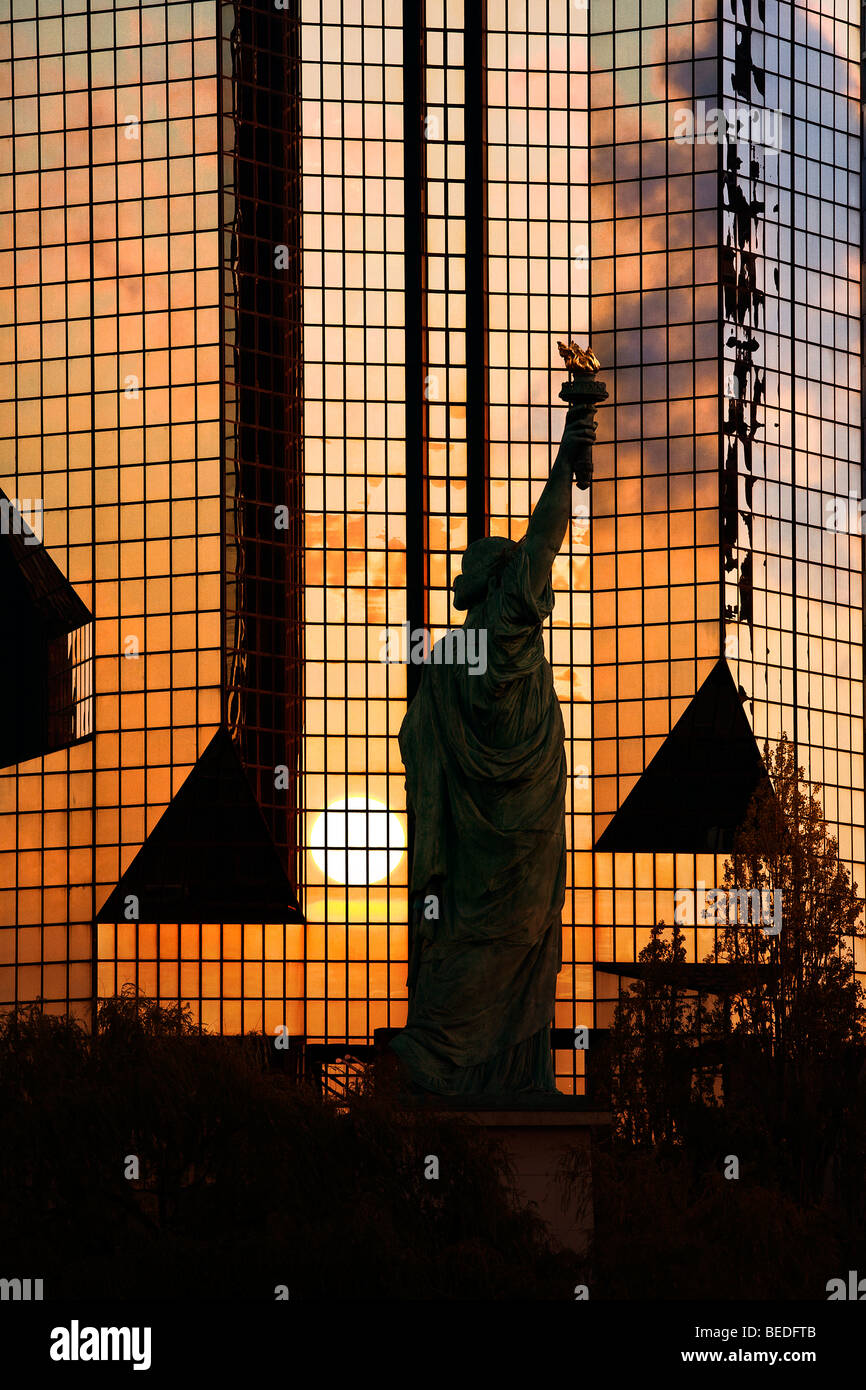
[586,1147,843,1301]
[0,993,573,1300]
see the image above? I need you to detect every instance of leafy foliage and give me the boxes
[710,733,865,1062]
[599,736,866,1293]
[0,988,571,1300]
[608,921,713,1146]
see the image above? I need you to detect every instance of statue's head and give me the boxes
[452,536,517,611]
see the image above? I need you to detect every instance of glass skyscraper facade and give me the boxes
[1,0,862,1091]
[0,0,302,1032]
[588,0,864,1031]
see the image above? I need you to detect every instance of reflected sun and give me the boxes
[309,797,406,886]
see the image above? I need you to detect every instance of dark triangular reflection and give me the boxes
[97,726,303,923]
[0,489,93,768]
[595,659,768,853]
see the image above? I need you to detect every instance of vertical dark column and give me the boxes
[716,5,726,667]
[403,0,428,703]
[225,0,304,887]
[87,0,98,1027]
[861,0,866,825]
[402,0,428,966]
[464,1,489,543]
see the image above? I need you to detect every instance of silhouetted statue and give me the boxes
[391,363,604,1098]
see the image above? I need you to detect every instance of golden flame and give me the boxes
[557,340,601,374]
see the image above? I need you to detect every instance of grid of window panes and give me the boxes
[589,0,724,1021]
[588,0,865,1023]
[5,0,860,1056]
[299,0,410,1045]
[0,2,95,1015]
[423,0,470,634]
[723,0,865,950]
[96,0,303,1038]
[216,0,306,1038]
[486,0,591,1092]
[224,0,304,879]
[0,0,223,1020]
[299,0,595,1066]
[58,626,95,749]
[90,0,223,1025]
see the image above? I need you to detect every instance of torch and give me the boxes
[556,340,608,490]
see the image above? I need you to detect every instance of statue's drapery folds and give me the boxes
[391,542,566,1096]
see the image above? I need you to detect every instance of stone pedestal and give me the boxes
[431,1102,610,1253]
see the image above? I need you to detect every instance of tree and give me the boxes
[600,736,866,1274]
[698,734,866,1205]
[707,733,865,1068]
[608,920,711,1146]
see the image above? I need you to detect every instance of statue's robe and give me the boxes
[391,542,566,1095]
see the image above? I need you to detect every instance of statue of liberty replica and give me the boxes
[390,345,607,1098]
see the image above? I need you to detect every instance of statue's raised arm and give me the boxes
[524,403,598,599]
